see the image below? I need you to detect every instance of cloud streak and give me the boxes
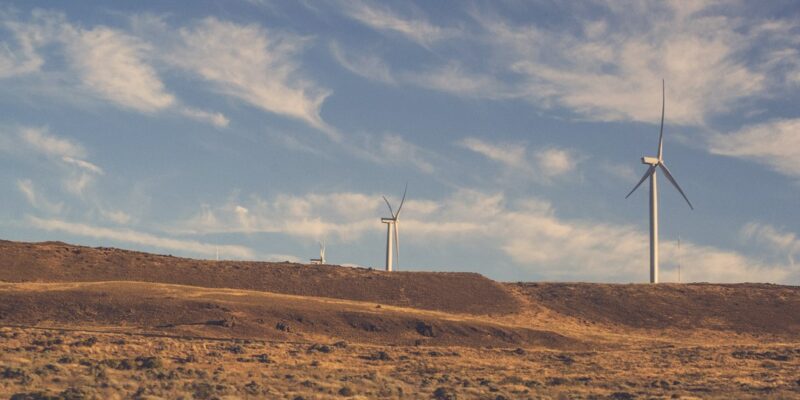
[169,17,336,138]
[29,216,255,259]
[174,188,792,283]
[708,119,800,178]
[459,138,578,182]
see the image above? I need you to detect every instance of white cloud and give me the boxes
[473,2,773,125]
[0,10,52,77]
[176,192,382,241]
[16,179,63,214]
[741,222,800,267]
[377,134,435,173]
[15,127,103,196]
[100,209,133,225]
[179,107,230,128]
[29,216,254,259]
[169,18,336,138]
[535,148,575,178]
[66,26,175,113]
[173,188,792,283]
[409,189,790,283]
[459,137,526,170]
[329,41,396,84]
[61,156,103,174]
[708,119,800,178]
[459,137,578,182]
[340,1,457,47]
[0,12,227,127]
[405,63,514,99]
[19,126,86,159]
[346,133,437,174]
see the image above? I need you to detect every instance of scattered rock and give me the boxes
[70,337,97,347]
[206,318,236,328]
[226,345,245,354]
[253,354,271,364]
[512,348,526,355]
[433,387,457,400]
[276,322,291,332]
[10,393,59,400]
[732,350,790,361]
[365,351,392,361]
[307,343,332,353]
[609,392,635,400]
[338,386,354,396]
[416,321,438,337]
[135,356,162,370]
[333,341,348,349]
[58,388,86,400]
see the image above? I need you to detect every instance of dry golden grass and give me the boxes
[1,324,799,399]
[1,242,799,399]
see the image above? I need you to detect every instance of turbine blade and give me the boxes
[393,221,400,271]
[395,182,408,218]
[658,79,665,160]
[382,196,394,217]
[659,163,694,210]
[625,165,657,199]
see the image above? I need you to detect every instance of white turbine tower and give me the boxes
[309,241,326,264]
[626,80,693,284]
[381,184,407,272]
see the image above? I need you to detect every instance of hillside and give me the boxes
[1,239,800,399]
[0,240,519,315]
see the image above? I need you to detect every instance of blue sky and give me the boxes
[1,0,799,283]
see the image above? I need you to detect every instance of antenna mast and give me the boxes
[677,235,682,283]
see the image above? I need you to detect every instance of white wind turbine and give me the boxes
[309,241,326,264]
[625,80,693,284]
[381,184,407,272]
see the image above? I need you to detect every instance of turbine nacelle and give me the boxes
[641,156,660,165]
[381,218,396,223]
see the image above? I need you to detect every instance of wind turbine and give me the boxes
[625,80,693,284]
[381,184,407,272]
[309,241,326,264]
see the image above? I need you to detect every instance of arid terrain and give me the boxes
[0,240,799,399]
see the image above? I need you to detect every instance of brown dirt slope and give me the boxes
[0,281,578,349]
[512,282,800,335]
[0,240,519,315]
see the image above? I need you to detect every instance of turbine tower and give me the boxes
[381,184,407,272]
[625,80,693,283]
[309,241,326,264]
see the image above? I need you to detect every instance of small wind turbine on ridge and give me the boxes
[309,241,326,264]
[625,80,693,284]
[381,183,407,272]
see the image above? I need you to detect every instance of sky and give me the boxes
[1,0,799,284]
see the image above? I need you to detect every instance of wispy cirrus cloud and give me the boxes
[16,179,63,214]
[472,2,775,125]
[459,137,578,182]
[175,188,794,283]
[339,0,458,48]
[0,11,228,128]
[741,222,800,267]
[168,17,335,138]
[336,2,800,127]
[16,126,103,196]
[66,26,175,113]
[29,216,255,259]
[708,119,800,178]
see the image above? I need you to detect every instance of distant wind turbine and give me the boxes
[625,80,694,284]
[309,241,326,264]
[381,184,407,272]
